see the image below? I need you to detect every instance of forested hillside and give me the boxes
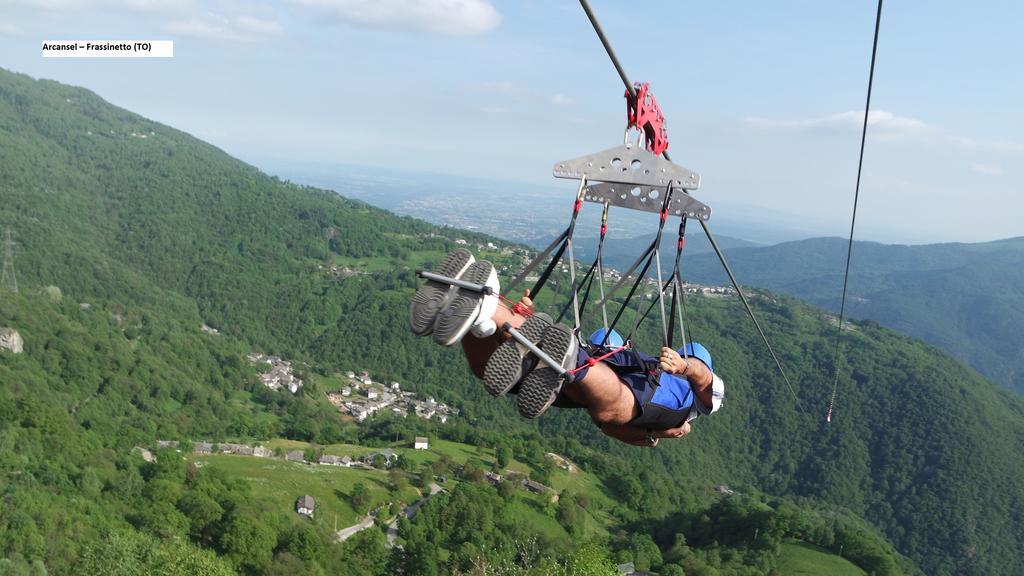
[1,67,1022,575]
[674,237,1024,395]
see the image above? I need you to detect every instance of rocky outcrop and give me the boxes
[0,327,23,354]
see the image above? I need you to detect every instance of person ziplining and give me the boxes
[407,82,732,447]
[410,248,723,447]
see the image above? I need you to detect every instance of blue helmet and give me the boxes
[588,327,625,348]
[680,342,713,372]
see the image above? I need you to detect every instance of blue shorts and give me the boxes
[553,348,696,430]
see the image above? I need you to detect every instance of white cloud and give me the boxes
[479,106,508,115]
[235,15,283,36]
[469,82,575,108]
[744,109,935,136]
[950,136,1024,154]
[970,163,1004,176]
[0,23,23,36]
[165,13,282,42]
[550,93,575,107]
[743,110,1024,159]
[294,0,501,36]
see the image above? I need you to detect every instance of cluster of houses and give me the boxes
[157,440,275,457]
[452,238,510,254]
[326,371,458,424]
[680,282,736,297]
[248,352,304,394]
[316,263,360,280]
[156,437,432,472]
[475,469,555,501]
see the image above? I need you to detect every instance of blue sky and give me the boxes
[1,0,1022,243]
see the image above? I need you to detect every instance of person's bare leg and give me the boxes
[460,303,529,378]
[560,363,639,426]
[459,299,638,425]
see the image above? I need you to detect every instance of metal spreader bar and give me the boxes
[503,322,575,383]
[585,182,711,220]
[417,270,491,294]
[554,144,701,190]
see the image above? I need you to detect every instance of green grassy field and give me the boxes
[777,541,865,576]
[312,372,352,391]
[504,496,566,541]
[195,437,613,541]
[187,453,418,528]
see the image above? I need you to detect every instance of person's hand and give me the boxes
[519,289,535,313]
[659,347,687,375]
[637,422,692,447]
[655,422,691,440]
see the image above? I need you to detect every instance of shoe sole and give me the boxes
[433,261,494,346]
[483,312,552,396]
[517,323,576,419]
[409,249,474,336]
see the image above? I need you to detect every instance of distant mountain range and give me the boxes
[256,158,823,246]
[679,236,1024,395]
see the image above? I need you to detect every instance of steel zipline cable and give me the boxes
[828,0,885,423]
[578,0,805,415]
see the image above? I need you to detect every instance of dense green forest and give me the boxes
[1,67,1022,574]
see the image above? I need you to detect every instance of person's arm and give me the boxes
[658,347,714,411]
[600,421,691,447]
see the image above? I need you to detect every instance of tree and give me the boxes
[564,543,618,576]
[556,495,584,535]
[350,482,372,514]
[396,453,414,471]
[627,533,663,572]
[282,523,324,564]
[659,564,686,576]
[389,469,409,491]
[498,480,516,499]
[220,511,277,574]
[495,444,512,469]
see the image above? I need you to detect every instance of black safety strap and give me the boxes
[557,256,598,324]
[507,184,587,304]
[505,227,569,297]
[629,218,687,347]
[605,186,675,346]
[665,218,687,350]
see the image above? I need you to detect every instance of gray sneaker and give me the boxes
[516,323,578,419]
[409,249,474,336]
[483,312,552,396]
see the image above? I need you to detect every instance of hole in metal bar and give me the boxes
[630,159,642,171]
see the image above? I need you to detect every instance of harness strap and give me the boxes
[504,225,567,292]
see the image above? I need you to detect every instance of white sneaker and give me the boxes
[469,265,500,338]
[409,249,475,336]
[433,260,499,346]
